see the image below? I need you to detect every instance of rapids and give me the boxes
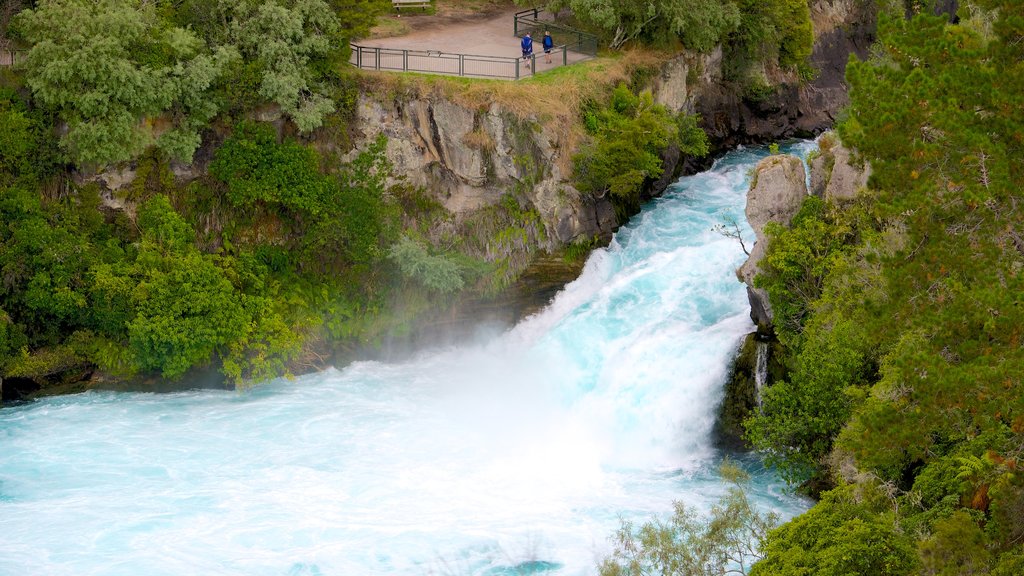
[0,143,815,576]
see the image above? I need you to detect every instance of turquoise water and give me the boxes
[0,144,815,575]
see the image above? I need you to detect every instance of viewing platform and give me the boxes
[350,7,597,80]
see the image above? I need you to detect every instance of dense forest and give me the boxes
[4,0,1023,573]
[749,2,1024,571]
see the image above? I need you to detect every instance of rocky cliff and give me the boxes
[809,133,872,202]
[337,0,876,250]
[350,96,617,247]
[653,0,876,148]
[737,154,809,328]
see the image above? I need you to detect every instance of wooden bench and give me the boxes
[393,0,430,11]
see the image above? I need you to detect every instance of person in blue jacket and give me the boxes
[521,32,533,61]
[542,31,554,63]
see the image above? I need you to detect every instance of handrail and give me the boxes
[349,42,581,80]
[512,10,598,56]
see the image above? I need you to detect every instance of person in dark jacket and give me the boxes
[521,32,533,61]
[542,31,554,63]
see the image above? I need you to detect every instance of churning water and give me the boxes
[0,144,815,576]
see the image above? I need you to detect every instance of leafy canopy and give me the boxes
[574,83,708,222]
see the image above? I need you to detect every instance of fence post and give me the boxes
[356,46,362,69]
[531,53,536,76]
[459,54,464,76]
[532,7,538,19]
[515,57,520,80]
[374,47,380,70]
[562,46,567,66]
[514,17,519,37]
[403,49,408,71]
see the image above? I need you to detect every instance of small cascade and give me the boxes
[754,340,769,410]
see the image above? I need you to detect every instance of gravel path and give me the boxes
[355,7,588,78]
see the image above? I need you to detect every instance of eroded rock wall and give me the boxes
[651,0,876,147]
[738,155,809,328]
[351,96,616,246]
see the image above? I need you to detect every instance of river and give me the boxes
[0,143,815,576]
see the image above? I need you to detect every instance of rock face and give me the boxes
[652,0,875,147]
[351,96,617,246]
[737,155,809,328]
[810,136,871,202]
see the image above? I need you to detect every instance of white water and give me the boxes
[755,341,769,410]
[0,144,814,576]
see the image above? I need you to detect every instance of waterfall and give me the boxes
[0,143,816,576]
[754,340,769,410]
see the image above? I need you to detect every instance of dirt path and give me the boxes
[364,6,524,58]
[357,6,586,78]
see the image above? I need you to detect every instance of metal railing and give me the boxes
[350,43,574,80]
[513,8,599,56]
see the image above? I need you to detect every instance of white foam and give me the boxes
[0,144,816,575]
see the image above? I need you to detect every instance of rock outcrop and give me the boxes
[351,96,617,246]
[810,135,871,202]
[737,155,809,328]
[652,0,876,147]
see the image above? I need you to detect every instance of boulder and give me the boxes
[809,134,871,202]
[737,154,808,327]
[824,143,870,202]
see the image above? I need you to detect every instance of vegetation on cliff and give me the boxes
[1,0,727,393]
[744,1,1024,572]
[532,0,814,82]
[574,82,709,222]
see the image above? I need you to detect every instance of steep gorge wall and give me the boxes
[350,96,617,246]
[654,0,875,147]
[346,0,876,244]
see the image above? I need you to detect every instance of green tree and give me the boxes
[600,461,779,576]
[543,0,739,51]
[388,236,465,295]
[128,251,249,378]
[14,0,232,165]
[178,0,345,132]
[575,83,708,222]
[209,121,333,214]
[917,511,992,576]
[752,486,918,576]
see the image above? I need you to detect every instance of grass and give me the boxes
[355,48,668,175]
[369,17,411,39]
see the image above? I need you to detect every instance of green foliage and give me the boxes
[562,235,601,263]
[388,236,465,295]
[543,0,812,80]
[0,91,59,187]
[0,308,27,371]
[917,511,992,575]
[746,3,1024,571]
[14,0,233,166]
[223,0,340,131]
[574,83,708,222]
[210,125,397,275]
[753,197,855,343]
[600,460,779,576]
[210,122,332,214]
[752,486,918,576]
[545,0,730,52]
[128,251,248,378]
[13,0,382,167]
[745,317,872,484]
